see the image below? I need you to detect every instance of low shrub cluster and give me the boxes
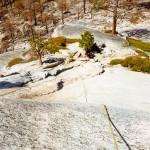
[102,30,118,34]
[7,58,24,68]
[110,59,124,65]
[110,56,150,73]
[8,36,79,67]
[102,30,112,34]
[136,50,149,58]
[127,37,150,52]
[47,36,79,54]
[7,57,38,68]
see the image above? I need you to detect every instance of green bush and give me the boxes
[110,56,150,73]
[66,38,79,44]
[135,50,149,58]
[127,37,150,52]
[7,58,24,68]
[110,59,124,65]
[79,31,94,51]
[123,56,150,73]
[122,56,144,68]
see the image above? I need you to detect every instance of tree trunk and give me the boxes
[112,11,117,34]
[112,0,119,35]
[30,26,34,39]
[90,8,93,19]
[38,54,43,65]
[33,3,37,26]
[61,9,64,24]
[77,9,79,20]
[83,0,86,13]
[46,23,48,34]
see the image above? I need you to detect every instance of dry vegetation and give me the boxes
[127,37,150,52]
[0,0,149,56]
[110,56,150,73]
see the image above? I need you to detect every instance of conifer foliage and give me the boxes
[79,31,94,52]
[30,36,47,65]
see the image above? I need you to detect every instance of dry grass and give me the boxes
[110,56,150,73]
[127,38,150,52]
[19,93,38,99]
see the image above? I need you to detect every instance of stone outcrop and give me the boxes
[0,99,150,150]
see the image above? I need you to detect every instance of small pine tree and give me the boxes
[30,36,47,65]
[79,31,94,53]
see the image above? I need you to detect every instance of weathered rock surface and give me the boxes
[0,42,30,71]
[30,70,49,82]
[52,23,136,60]
[0,99,150,150]
[43,61,64,69]
[0,74,32,89]
[52,23,125,50]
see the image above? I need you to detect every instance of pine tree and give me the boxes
[79,31,94,54]
[30,36,47,65]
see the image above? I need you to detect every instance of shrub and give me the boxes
[8,57,38,68]
[122,56,144,69]
[103,30,112,34]
[48,36,67,47]
[127,37,150,52]
[102,30,118,34]
[30,36,47,65]
[135,50,149,58]
[66,38,79,44]
[110,59,124,65]
[79,31,94,52]
[110,56,150,73]
[7,58,23,68]
[47,37,79,54]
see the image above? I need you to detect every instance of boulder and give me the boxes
[43,57,64,63]
[30,71,49,82]
[50,64,74,76]
[1,61,38,76]
[0,74,32,89]
[43,61,64,69]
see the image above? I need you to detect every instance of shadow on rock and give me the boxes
[57,80,64,91]
[121,29,150,40]
[0,81,26,89]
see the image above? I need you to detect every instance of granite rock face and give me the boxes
[0,74,32,89]
[0,99,150,150]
